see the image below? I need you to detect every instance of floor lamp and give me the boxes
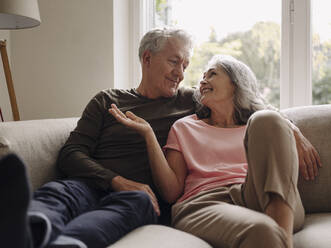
[0,0,41,121]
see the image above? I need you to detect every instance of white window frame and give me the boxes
[112,0,153,89]
[281,0,312,109]
[115,0,313,108]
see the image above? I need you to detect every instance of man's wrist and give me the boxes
[111,175,124,191]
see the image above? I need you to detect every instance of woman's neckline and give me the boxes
[196,116,246,129]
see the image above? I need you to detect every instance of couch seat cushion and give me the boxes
[110,224,212,248]
[294,213,331,248]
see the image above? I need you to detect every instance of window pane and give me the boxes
[155,0,281,108]
[312,0,331,105]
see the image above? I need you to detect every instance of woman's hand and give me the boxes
[109,104,153,137]
[293,127,322,181]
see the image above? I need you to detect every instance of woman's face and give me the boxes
[199,66,235,108]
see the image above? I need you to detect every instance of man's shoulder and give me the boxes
[93,88,141,103]
[99,88,134,97]
[173,87,197,108]
[177,87,195,98]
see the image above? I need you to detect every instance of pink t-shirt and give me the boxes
[164,114,248,202]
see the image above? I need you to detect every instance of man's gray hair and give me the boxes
[195,55,275,124]
[138,27,194,62]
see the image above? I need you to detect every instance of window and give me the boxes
[146,0,330,108]
[118,0,328,108]
[312,0,331,104]
[155,0,281,108]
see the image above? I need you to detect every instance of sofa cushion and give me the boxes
[0,118,78,191]
[110,224,212,248]
[294,213,331,248]
[282,105,331,213]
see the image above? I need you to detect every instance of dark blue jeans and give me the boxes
[30,179,158,248]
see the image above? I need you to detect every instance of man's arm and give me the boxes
[287,120,322,180]
[57,91,161,215]
[111,176,160,216]
[57,92,117,190]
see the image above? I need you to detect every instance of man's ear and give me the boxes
[142,50,152,66]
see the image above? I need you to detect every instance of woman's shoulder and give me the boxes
[172,114,198,127]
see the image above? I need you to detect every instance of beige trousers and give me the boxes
[171,110,305,248]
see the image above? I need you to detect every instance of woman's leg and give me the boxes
[172,187,289,248]
[242,110,305,247]
[265,193,294,242]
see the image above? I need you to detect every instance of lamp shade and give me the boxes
[0,0,41,29]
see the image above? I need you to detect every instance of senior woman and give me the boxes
[109,55,305,248]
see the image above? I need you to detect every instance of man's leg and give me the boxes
[51,191,158,248]
[0,154,32,248]
[30,179,102,247]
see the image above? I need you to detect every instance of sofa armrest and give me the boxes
[281,105,331,213]
[0,118,78,191]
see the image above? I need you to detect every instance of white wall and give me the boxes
[8,0,114,120]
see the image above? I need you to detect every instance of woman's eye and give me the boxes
[169,60,177,64]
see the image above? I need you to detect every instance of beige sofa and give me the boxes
[0,104,331,248]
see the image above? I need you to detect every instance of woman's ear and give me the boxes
[142,50,152,66]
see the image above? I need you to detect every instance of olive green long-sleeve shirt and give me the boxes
[57,87,196,192]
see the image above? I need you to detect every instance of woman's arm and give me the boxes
[144,130,187,203]
[285,119,322,180]
[109,104,187,203]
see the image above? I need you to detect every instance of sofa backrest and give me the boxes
[1,105,330,213]
[0,118,78,191]
[282,104,331,213]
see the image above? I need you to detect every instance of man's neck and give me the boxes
[136,83,159,99]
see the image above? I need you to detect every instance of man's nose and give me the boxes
[173,66,184,81]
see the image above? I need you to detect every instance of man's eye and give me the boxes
[169,60,177,64]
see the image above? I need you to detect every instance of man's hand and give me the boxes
[292,126,322,180]
[111,176,160,216]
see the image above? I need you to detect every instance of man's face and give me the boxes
[146,38,190,98]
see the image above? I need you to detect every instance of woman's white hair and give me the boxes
[195,55,275,124]
[138,27,194,62]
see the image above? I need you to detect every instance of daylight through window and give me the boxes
[155,0,281,108]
